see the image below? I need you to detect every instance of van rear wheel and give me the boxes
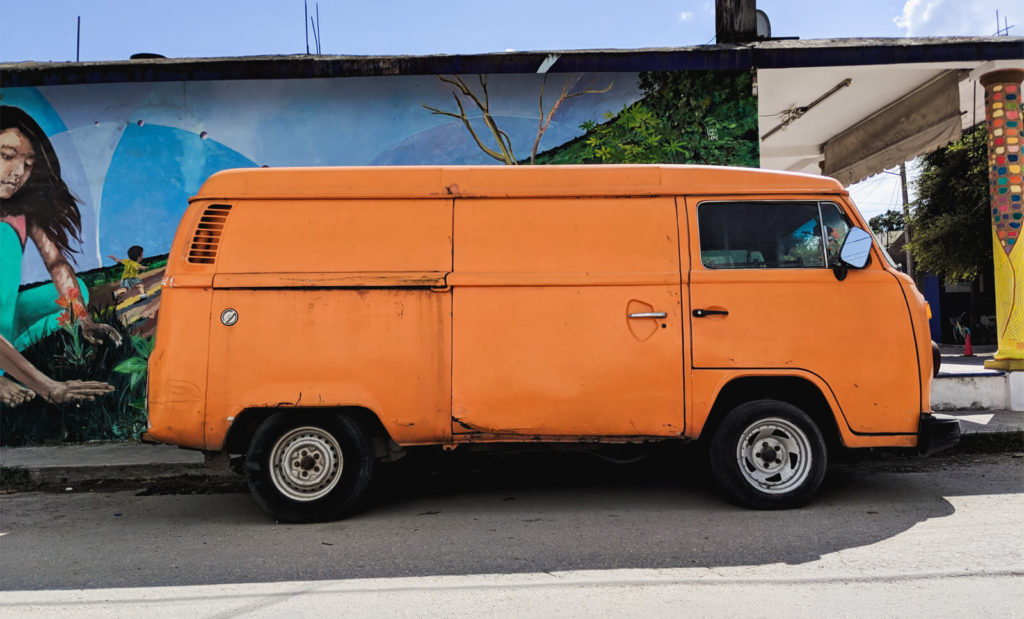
[709,400,826,509]
[246,412,374,523]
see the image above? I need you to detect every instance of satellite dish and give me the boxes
[756,10,772,39]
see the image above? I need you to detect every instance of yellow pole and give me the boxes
[981,69,1024,370]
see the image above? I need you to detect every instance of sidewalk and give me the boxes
[934,410,1024,435]
[0,442,232,487]
[2,409,1021,489]
[936,344,1001,376]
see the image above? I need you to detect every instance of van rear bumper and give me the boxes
[918,413,960,456]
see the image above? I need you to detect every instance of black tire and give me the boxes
[708,399,827,510]
[931,340,941,377]
[245,411,374,523]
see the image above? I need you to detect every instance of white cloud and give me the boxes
[894,0,1005,36]
[679,10,694,22]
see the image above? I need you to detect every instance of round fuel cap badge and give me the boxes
[220,308,239,326]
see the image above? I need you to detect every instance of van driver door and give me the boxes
[686,196,922,435]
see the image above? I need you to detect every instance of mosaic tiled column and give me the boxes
[981,69,1024,370]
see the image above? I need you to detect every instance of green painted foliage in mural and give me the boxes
[2,254,166,445]
[535,71,758,167]
[0,311,150,446]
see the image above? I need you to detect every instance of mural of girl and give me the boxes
[0,105,118,406]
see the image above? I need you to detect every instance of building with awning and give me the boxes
[754,37,1021,184]
[1,31,1022,357]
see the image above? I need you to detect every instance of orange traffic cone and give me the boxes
[963,331,974,357]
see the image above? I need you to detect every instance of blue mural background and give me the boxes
[2,72,640,284]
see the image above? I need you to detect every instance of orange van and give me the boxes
[145,165,959,522]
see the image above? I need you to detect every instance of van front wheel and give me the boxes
[709,400,826,509]
[246,412,374,523]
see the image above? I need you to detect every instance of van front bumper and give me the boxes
[918,413,960,456]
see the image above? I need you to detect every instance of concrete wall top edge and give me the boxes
[1,37,1020,87]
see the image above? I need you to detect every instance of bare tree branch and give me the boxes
[530,77,614,164]
[425,74,517,164]
[424,73,612,165]
[423,92,507,162]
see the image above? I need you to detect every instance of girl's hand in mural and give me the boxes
[40,378,115,404]
[27,223,123,347]
[0,376,36,407]
[80,318,123,347]
[0,335,114,407]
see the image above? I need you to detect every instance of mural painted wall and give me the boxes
[0,69,758,444]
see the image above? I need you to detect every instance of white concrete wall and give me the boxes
[931,374,1008,410]
[1008,371,1024,412]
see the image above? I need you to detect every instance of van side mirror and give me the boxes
[831,227,873,281]
[840,227,872,269]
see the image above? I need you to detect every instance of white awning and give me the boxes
[822,71,963,185]
[758,55,1023,185]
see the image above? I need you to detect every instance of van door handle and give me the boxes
[628,312,667,319]
[692,308,729,318]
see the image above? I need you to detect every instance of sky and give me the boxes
[0,0,1017,219]
[0,0,1014,61]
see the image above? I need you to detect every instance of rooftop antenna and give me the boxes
[995,10,1016,35]
[76,16,80,61]
[304,1,310,53]
[307,1,319,55]
[308,2,321,55]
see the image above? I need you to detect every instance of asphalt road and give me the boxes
[1,449,1022,616]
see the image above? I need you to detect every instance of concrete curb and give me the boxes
[8,462,223,486]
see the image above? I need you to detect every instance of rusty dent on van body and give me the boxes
[145,165,958,520]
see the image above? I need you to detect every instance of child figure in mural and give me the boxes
[0,105,118,406]
[109,245,147,302]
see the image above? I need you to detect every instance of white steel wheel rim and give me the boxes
[269,426,344,502]
[735,416,813,495]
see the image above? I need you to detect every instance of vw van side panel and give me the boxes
[199,195,453,450]
[203,286,452,450]
[835,197,933,414]
[684,193,923,443]
[449,196,687,439]
[148,193,455,451]
[145,198,218,449]
[146,287,212,449]
[687,369,918,448]
[889,269,936,412]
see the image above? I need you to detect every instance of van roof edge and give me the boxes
[190,165,847,202]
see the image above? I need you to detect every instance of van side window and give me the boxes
[819,202,852,266]
[698,201,831,269]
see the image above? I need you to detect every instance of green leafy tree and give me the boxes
[906,124,992,283]
[535,70,758,167]
[869,209,905,235]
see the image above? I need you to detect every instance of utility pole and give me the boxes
[899,162,913,279]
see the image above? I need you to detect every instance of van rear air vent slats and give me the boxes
[187,204,232,264]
